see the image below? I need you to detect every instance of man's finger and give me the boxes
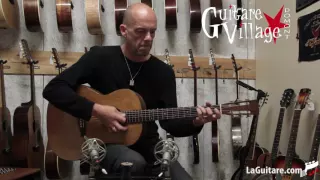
[213,108,221,119]
[114,121,128,131]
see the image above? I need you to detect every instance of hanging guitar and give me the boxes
[13,39,45,169]
[189,0,201,33]
[236,0,242,29]
[231,84,268,180]
[273,88,312,180]
[114,0,127,36]
[210,0,223,34]
[0,0,19,29]
[254,89,295,180]
[23,0,44,32]
[209,48,221,162]
[44,48,72,179]
[85,0,105,35]
[164,0,177,30]
[231,54,243,160]
[0,59,13,166]
[56,0,74,33]
[187,49,201,164]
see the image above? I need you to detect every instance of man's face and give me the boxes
[123,17,157,56]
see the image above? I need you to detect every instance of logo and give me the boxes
[301,161,319,177]
[202,5,291,44]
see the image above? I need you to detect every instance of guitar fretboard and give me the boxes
[308,115,320,163]
[271,108,285,163]
[284,109,302,170]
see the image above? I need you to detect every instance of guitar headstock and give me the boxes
[231,54,242,72]
[51,48,67,70]
[222,99,260,116]
[209,48,221,71]
[0,59,7,65]
[295,88,312,110]
[280,89,295,108]
[19,39,38,65]
[164,49,174,68]
[188,49,200,71]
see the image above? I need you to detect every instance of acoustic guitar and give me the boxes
[0,59,13,166]
[44,48,72,179]
[236,0,242,29]
[254,89,295,180]
[115,0,127,36]
[85,0,104,35]
[47,85,259,161]
[56,0,73,33]
[189,0,201,33]
[230,54,243,160]
[210,0,223,34]
[164,0,177,30]
[23,0,43,32]
[14,39,44,169]
[231,89,269,180]
[273,88,311,180]
[0,0,19,29]
[209,48,221,162]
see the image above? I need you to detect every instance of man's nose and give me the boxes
[145,32,153,40]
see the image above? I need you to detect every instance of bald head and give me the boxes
[122,3,156,26]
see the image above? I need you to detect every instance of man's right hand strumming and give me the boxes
[92,104,128,133]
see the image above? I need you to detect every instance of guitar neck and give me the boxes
[271,108,286,162]
[308,115,320,161]
[214,65,219,105]
[0,64,6,108]
[245,114,259,159]
[284,109,302,170]
[30,64,36,105]
[193,69,197,106]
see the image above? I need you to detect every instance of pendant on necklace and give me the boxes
[130,79,134,86]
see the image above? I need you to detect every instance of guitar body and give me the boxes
[210,0,223,34]
[231,116,242,160]
[114,0,127,35]
[23,0,43,32]
[211,119,219,162]
[0,106,12,166]
[164,0,177,29]
[44,144,72,179]
[273,155,305,180]
[47,86,144,160]
[0,0,19,29]
[85,0,104,35]
[13,102,44,169]
[189,0,201,33]
[56,0,73,33]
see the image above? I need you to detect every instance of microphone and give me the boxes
[154,138,179,178]
[81,137,107,174]
[236,80,257,91]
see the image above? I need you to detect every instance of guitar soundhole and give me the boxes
[101,4,105,12]
[8,0,14,5]
[40,0,44,8]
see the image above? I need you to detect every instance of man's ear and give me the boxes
[119,24,127,37]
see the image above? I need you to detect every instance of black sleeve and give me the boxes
[159,67,203,137]
[42,46,101,121]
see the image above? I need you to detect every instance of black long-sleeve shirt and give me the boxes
[43,45,203,162]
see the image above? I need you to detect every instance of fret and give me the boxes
[308,115,320,162]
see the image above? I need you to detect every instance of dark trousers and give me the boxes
[100,144,193,180]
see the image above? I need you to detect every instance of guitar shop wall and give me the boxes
[256,0,320,177]
[0,0,257,180]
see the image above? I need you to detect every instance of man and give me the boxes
[43,3,221,180]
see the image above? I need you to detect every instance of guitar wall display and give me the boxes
[165,0,177,30]
[115,0,127,36]
[0,59,12,166]
[85,0,104,35]
[189,0,201,33]
[56,0,74,33]
[188,49,201,164]
[274,88,312,179]
[231,54,243,160]
[209,48,221,163]
[23,0,43,32]
[0,0,19,29]
[44,48,72,179]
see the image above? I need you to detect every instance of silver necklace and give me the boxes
[123,56,144,86]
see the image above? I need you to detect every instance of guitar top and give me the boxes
[85,0,104,35]
[0,0,19,29]
[164,0,177,29]
[23,0,43,32]
[56,0,73,33]
[114,0,127,36]
[189,0,201,33]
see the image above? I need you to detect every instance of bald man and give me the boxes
[43,3,220,179]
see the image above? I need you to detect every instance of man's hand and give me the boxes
[193,102,221,126]
[92,103,128,133]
